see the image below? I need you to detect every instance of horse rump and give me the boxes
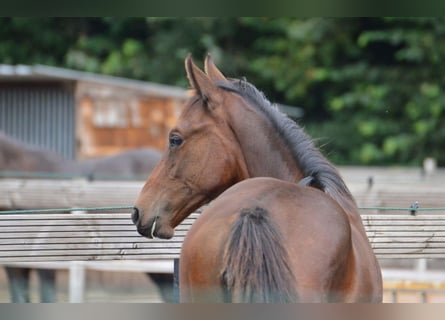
[221,206,298,303]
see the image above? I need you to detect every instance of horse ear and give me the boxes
[185,54,219,102]
[204,54,227,83]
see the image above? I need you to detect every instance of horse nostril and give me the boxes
[131,207,140,225]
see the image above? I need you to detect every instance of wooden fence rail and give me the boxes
[1,168,445,302]
[1,212,445,262]
[2,211,445,302]
[2,175,445,213]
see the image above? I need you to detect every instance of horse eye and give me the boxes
[169,135,183,148]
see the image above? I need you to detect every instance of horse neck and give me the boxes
[226,105,304,183]
[225,100,364,230]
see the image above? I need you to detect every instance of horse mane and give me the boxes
[217,79,357,213]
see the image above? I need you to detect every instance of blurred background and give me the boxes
[1,17,445,303]
[1,17,444,165]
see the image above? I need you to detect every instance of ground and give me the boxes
[0,267,163,303]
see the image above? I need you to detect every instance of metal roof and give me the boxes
[0,64,188,99]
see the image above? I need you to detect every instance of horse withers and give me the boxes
[133,54,382,302]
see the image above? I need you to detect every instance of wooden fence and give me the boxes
[1,166,445,302]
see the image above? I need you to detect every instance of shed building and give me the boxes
[0,64,188,159]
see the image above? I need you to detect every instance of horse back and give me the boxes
[180,177,355,302]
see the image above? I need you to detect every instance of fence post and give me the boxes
[173,258,180,303]
[69,261,86,303]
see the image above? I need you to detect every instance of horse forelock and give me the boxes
[217,78,356,212]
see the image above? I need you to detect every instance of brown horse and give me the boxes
[0,132,176,302]
[63,148,162,180]
[132,55,382,302]
[0,132,66,302]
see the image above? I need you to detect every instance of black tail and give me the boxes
[221,207,298,303]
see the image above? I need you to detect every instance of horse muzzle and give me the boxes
[132,206,174,239]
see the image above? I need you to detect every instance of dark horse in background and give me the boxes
[0,132,65,302]
[132,55,382,302]
[0,132,175,302]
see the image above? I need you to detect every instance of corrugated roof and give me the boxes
[0,64,188,99]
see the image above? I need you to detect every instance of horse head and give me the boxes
[133,55,250,239]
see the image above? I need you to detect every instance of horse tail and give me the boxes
[220,206,298,303]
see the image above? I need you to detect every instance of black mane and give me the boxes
[217,79,356,211]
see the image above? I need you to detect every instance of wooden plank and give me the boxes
[365,226,445,232]
[0,212,193,262]
[370,237,445,243]
[372,244,445,249]
[0,242,185,251]
[362,219,445,225]
[362,215,445,221]
[0,214,198,224]
[0,225,192,233]
[2,248,182,257]
[4,260,174,273]
[0,237,178,245]
[4,231,443,241]
[367,231,445,238]
[6,241,445,253]
[0,178,144,209]
[0,230,189,239]
[373,248,445,254]
[2,212,445,262]
[2,252,445,262]
[0,212,200,219]
[0,254,179,263]
[2,176,445,211]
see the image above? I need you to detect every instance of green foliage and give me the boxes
[245,18,445,166]
[1,17,444,166]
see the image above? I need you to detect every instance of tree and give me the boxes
[242,18,445,166]
[1,17,444,165]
